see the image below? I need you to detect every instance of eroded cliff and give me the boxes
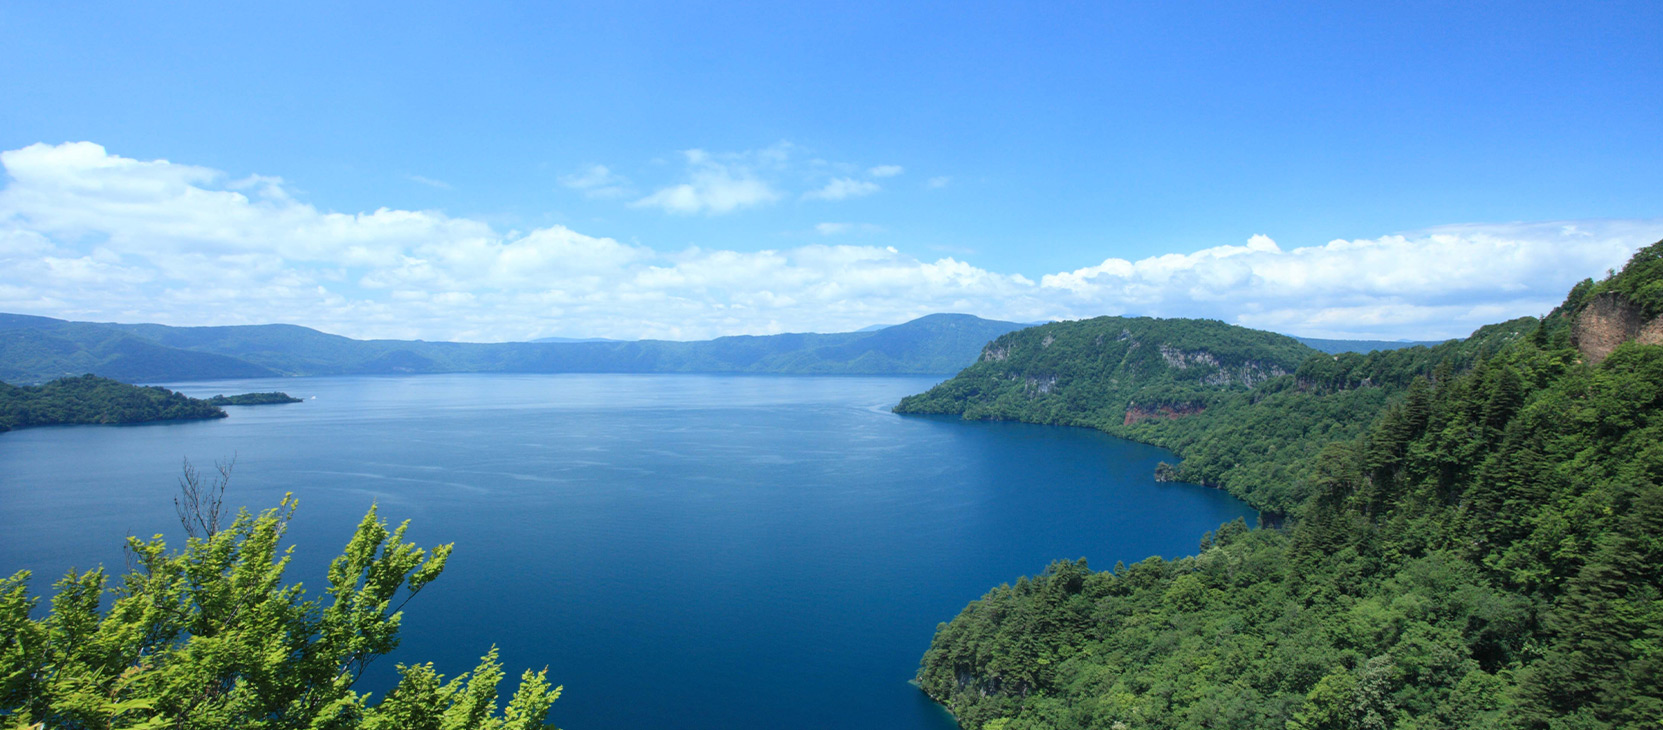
[1572,291,1663,364]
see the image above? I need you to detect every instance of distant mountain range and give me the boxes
[0,312,1035,383]
[0,311,1445,385]
[1292,335,1445,354]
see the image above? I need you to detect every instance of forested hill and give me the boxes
[0,375,305,432]
[911,242,1663,728]
[0,314,280,384]
[896,315,1532,515]
[0,312,1028,382]
[0,374,226,431]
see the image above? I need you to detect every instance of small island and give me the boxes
[0,375,298,432]
[205,391,302,406]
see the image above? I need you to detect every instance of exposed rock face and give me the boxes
[1157,344,1289,387]
[1158,344,1221,369]
[1018,374,1059,395]
[1201,363,1288,388]
[1573,292,1663,365]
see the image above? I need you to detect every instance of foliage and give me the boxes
[0,374,225,432]
[204,392,302,406]
[0,498,560,729]
[914,243,1663,728]
[1583,240,1663,318]
[896,314,1532,516]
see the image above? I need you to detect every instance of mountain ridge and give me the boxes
[0,312,1030,383]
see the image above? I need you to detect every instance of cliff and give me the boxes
[1571,291,1663,364]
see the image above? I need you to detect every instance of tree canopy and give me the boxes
[0,497,560,729]
[912,242,1663,729]
[0,375,226,432]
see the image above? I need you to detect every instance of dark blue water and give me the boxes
[0,374,1253,729]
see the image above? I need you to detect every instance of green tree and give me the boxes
[0,496,559,729]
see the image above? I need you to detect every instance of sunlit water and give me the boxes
[0,373,1254,729]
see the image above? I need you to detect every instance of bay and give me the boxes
[0,373,1254,729]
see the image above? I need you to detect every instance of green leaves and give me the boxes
[358,650,560,730]
[0,500,557,730]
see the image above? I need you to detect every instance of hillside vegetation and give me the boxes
[0,375,301,432]
[909,242,1663,728]
[0,316,279,384]
[0,374,226,432]
[897,315,1533,515]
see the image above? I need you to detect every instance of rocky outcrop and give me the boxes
[1158,343,1221,370]
[1201,363,1288,388]
[1157,344,1289,387]
[1018,373,1059,395]
[1573,292,1663,365]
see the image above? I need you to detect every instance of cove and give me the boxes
[0,373,1254,729]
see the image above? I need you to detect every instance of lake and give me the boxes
[0,373,1254,729]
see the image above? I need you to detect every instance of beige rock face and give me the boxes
[1572,292,1663,365]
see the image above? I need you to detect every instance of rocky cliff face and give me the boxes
[1573,292,1663,365]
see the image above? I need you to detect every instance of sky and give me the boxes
[1,1,1660,342]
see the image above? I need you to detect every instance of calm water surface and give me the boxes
[0,374,1253,729]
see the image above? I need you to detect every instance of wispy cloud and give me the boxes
[408,174,454,190]
[926,176,952,189]
[868,165,904,178]
[802,178,880,202]
[559,164,631,199]
[3,142,1658,342]
[633,148,783,215]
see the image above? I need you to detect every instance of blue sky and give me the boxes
[1,1,1660,341]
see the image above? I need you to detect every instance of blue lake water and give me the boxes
[0,373,1254,729]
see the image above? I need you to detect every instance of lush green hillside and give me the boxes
[0,314,279,384]
[0,374,227,431]
[897,316,1531,515]
[0,312,1029,382]
[912,243,1663,729]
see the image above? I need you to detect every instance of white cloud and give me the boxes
[868,165,904,178]
[558,164,631,199]
[926,176,952,189]
[1038,223,1659,339]
[802,177,880,201]
[632,149,781,215]
[2,142,1659,342]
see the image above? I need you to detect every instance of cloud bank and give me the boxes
[2,142,1657,342]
